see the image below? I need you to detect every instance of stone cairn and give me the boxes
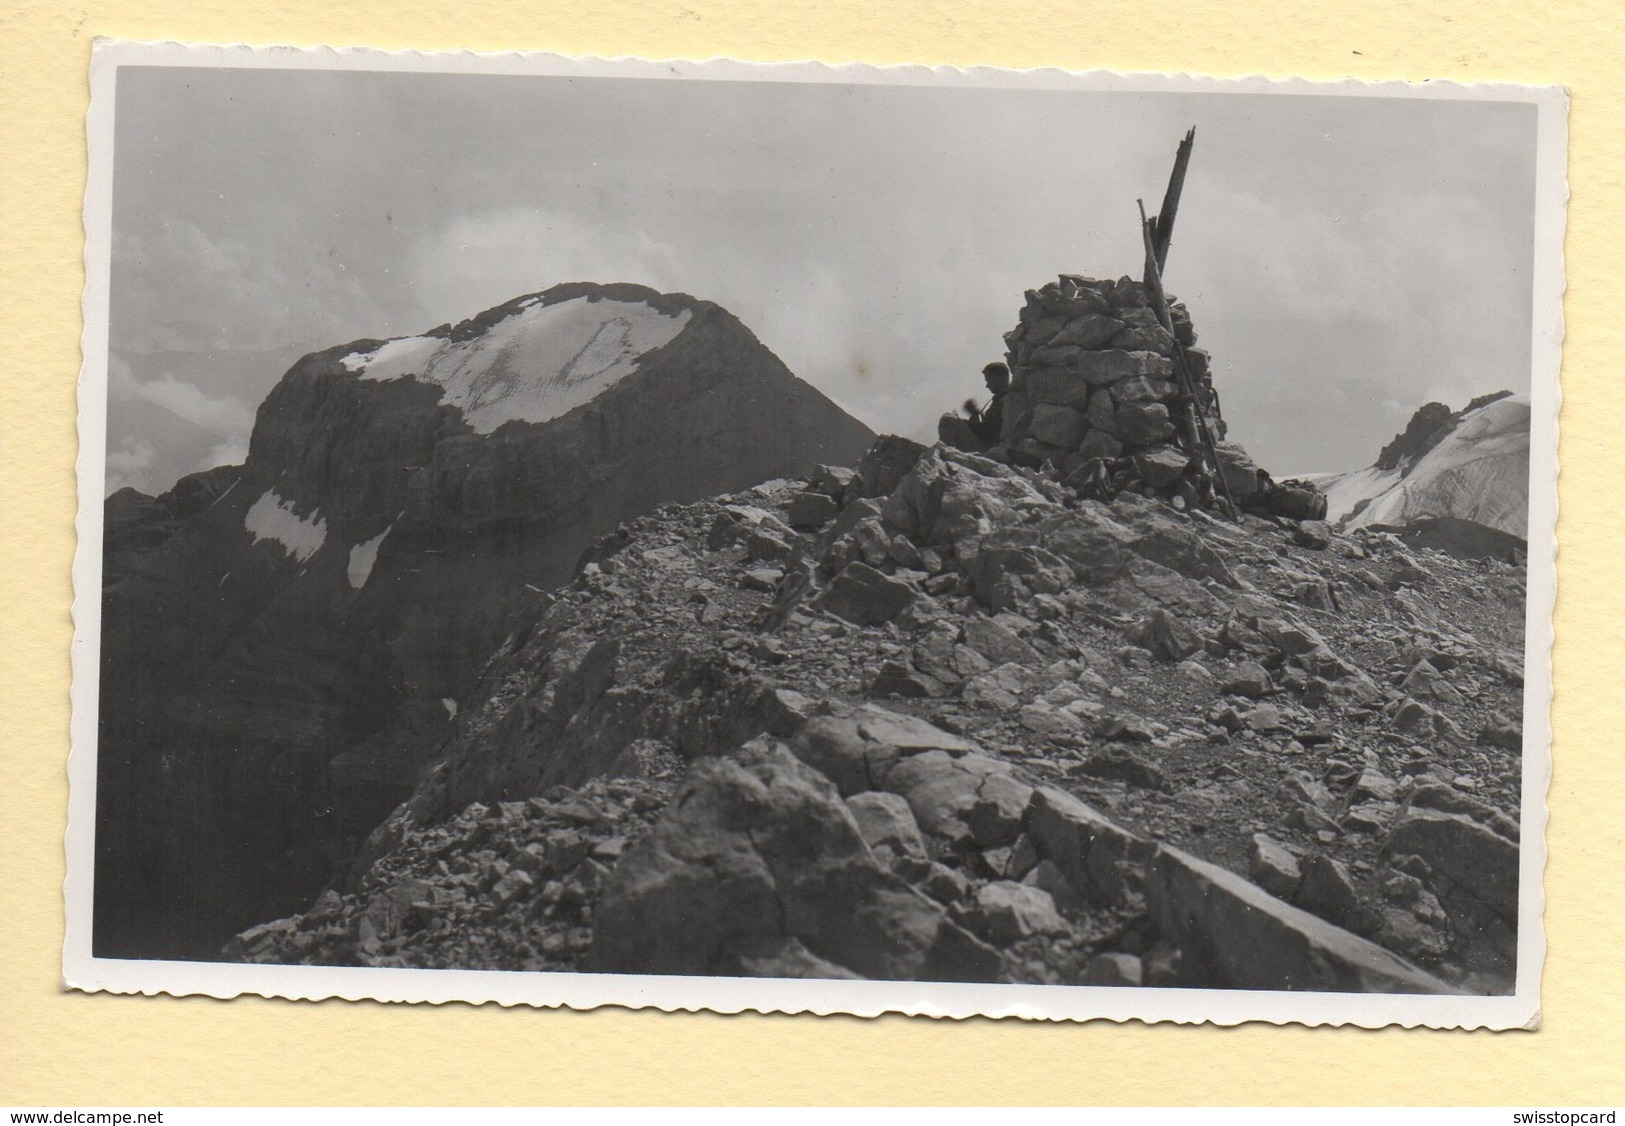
[968,129,1323,519]
[997,272,1223,497]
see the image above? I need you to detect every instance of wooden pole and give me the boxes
[1137,198,1237,517]
[1150,127,1195,274]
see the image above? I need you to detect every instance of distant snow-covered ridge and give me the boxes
[340,295,693,434]
[1315,392,1530,539]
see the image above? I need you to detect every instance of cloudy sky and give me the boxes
[104,63,1538,495]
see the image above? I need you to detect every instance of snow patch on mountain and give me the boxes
[1324,393,1530,538]
[244,489,327,562]
[346,523,394,589]
[341,335,438,378]
[341,297,692,433]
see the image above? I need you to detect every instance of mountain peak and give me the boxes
[95,285,874,958]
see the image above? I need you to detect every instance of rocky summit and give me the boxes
[227,433,1526,995]
[96,282,875,959]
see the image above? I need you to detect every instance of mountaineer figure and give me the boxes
[938,361,1011,453]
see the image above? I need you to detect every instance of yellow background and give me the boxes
[3,0,1620,1106]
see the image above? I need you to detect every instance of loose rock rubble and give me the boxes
[228,775,673,970]
[231,422,1524,993]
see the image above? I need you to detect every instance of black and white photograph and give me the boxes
[69,44,1563,1026]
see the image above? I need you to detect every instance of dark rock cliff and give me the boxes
[95,282,875,959]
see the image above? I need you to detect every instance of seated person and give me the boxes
[938,362,1012,452]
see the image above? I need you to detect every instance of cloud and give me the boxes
[1171,179,1533,473]
[105,436,156,495]
[397,205,975,436]
[109,355,257,438]
[111,219,380,356]
[197,434,250,475]
[113,222,277,352]
[403,207,687,328]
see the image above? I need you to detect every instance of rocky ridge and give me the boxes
[231,435,1526,994]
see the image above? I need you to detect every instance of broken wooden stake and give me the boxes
[1149,127,1195,275]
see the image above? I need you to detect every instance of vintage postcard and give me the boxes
[68,41,1564,1027]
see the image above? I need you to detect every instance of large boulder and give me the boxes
[960,541,1074,612]
[1049,314,1125,349]
[1127,608,1204,661]
[1387,808,1519,922]
[848,434,929,501]
[1249,834,1303,900]
[879,449,951,541]
[1111,374,1178,405]
[963,615,1042,665]
[1023,786,1150,905]
[789,704,977,797]
[1030,403,1089,450]
[930,467,1051,545]
[1025,369,1094,407]
[1143,845,1454,993]
[846,791,930,864]
[1113,402,1176,446]
[1039,508,1136,585]
[886,750,1034,848]
[818,561,918,625]
[1074,349,1174,384]
[1213,441,1264,503]
[963,882,1071,944]
[787,489,840,530]
[591,739,997,980]
[1128,520,1239,587]
[1110,323,1177,355]
[1295,853,1372,933]
[1134,446,1191,489]
[882,446,1051,546]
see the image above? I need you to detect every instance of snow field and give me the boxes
[339,297,692,434]
[1325,394,1531,537]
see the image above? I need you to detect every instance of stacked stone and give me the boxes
[1000,274,1218,479]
